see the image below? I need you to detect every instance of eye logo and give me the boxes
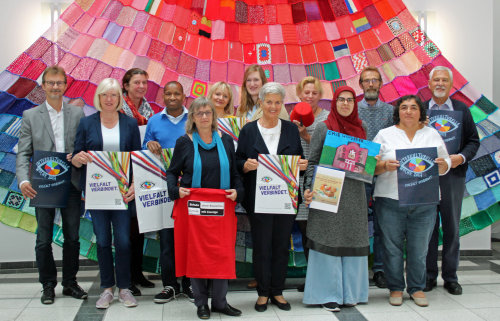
[141,182,155,190]
[408,158,429,172]
[35,156,69,180]
[429,115,459,136]
[92,173,103,180]
[400,153,435,177]
[43,161,66,176]
[261,176,272,183]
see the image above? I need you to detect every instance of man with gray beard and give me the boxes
[424,66,479,295]
[357,67,394,289]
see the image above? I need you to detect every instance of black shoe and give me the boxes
[423,279,437,292]
[254,301,268,312]
[444,281,462,295]
[134,275,155,288]
[62,283,88,300]
[183,285,195,302]
[129,284,142,296]
[297,283,305,292]
[154,286,177,303]
[373,271,387,289]
[322,302,340,312]
[270,296,291,311]
[41,285,55,305]
[197,304,210,319]
[212,304,242,316]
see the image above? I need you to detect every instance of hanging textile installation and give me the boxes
[0,0,499,274]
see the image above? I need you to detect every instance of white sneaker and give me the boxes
[96,289,114,309]
[119,288,138,307]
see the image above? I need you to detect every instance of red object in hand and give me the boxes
[290,102,315,127]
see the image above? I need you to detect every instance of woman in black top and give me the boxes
[166,97,244,320]
[236,82,307,312]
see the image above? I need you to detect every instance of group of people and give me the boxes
[15,62,478,318]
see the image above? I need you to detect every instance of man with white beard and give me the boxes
[424,66,479,295]
[357,67,394,289]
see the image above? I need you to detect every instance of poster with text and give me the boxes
[85,151,130,210]
[309,166,345,213]
[131,149,174,233]
[217,117,247,149]
[428,110,462,154]
[254,154,300,214]
[319,130,381,183]
[30,151,72,208]
[396,147,439,206]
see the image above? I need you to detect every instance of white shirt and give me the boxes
[257,119,281,155]
[101,123,120,151]
[46,101,65,153]
[163,106,188,125]
[429,98,453,111]
[373,125,451,201]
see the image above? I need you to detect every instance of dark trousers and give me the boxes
[191,278,228,308]
[129,203,145,283]
[426,173,465,283]
[159,227,190,291]
[366,182,383,273]
[35,185,81,287]
[250,213,295,297]
[91,209,131,289]
[296,221,309,260]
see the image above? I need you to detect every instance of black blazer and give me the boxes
[425,98,480,178]
[73,112,141,190]
[236,120,304,214]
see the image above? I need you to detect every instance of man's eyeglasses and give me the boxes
[44,81,66,87]
[361,78,381,85]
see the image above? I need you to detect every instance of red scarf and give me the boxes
[324,85,366,139]
[122,94,148,126]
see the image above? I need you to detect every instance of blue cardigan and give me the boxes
[73,112,141,190]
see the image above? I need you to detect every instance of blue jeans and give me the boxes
[91,209,131,289]
[375,197,437,294]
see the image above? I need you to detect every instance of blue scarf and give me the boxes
[192,131,230,189]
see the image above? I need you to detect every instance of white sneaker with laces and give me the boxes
[96,289,114,309]
[119,288,138,307]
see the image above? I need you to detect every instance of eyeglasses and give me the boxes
[194,111,213,118]
[337,97,355,104]
[361,78,381,85]
[100,93,120,99]
[44,81,66,87]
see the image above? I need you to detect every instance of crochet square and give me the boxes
[324,61,340,81]
[423,41,440,59]
[469,155,498,178]
[306,64,326,80]
[4,191,25,210]
[190,80,207,98]
[386,16,404,36]
[388,37,405,57]
[484,171,500,188]
[256,43,271,65]
[476,96,498,115]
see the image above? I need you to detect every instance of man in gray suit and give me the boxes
[16,66,87,304]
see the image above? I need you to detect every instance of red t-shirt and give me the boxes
[173,188,237,279]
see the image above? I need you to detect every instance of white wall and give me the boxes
[0,0,495,261]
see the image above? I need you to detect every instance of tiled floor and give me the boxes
[3,246,500,321]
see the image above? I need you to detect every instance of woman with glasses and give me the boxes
[72,78,141,309]
[166,97,244,319]
[303,86,369,312]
